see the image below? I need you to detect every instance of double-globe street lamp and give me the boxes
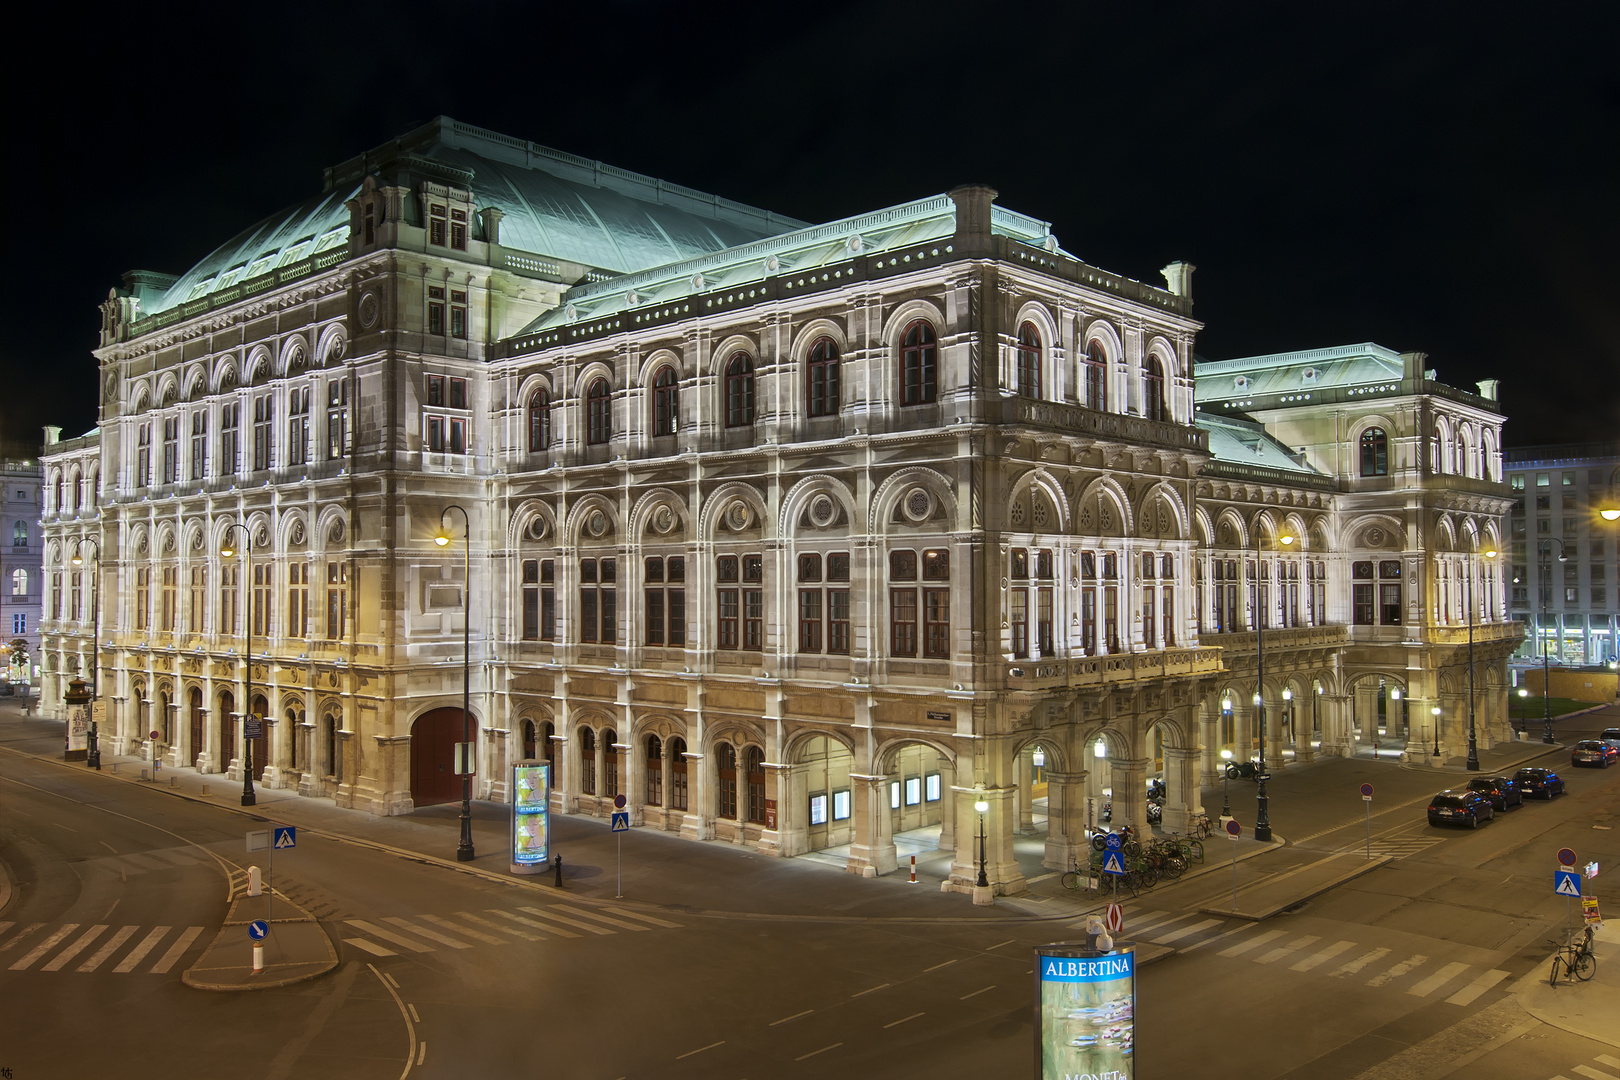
[70,537,100,770]
[220,523,258,807]
[435,505,475,863]
[1465,548,1498,771]
[1252,527,1294,843]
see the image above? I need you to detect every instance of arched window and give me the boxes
[53,475,63,512]
[11,568,26,597]
[717,742,738,818]
[1143,356,1167,422]
[725,354,754,427]
[586,379,612,445]
[900,321,937,406]
[580,727,597,794]
[603,728,619,798]
[652,367,679,437]
[1083,342,1108,410]
[646,735,663,805]
[807,338,839,417]
[522,719,537,760]
[1360,428,1389,477]
[1015,323,1040,399]
[69,472,81,512]
[744,745,766,824]
[669,736,688,810]
[286,707,300,769]
[527,389,551,452]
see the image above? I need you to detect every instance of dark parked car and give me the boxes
[1466,775,1523,810]
[1599,728,1620,751]
[1572,740,1619,767]
[1428,789,1495,828]
[1513,767,1567,799]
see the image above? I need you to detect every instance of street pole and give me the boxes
[437,505,475,862]
[974,799,990,888]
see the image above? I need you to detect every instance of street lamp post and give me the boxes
[1252,527,1294,843]
[220,524,257,807]
[1431,705,1441,757]
[1219,748,1233,818]
[1313,683,1323,743]
[70,538,100,770]
[435,505,475,863]
[1538,538,1567,744]
[1517,687,1528,734]
[1465,549,1498,771]
[974,799,990,888]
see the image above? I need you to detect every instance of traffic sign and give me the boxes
[1585,861,1600,880]
[1558,847,1577,867]
[1104,832,1123,851]
[1226,819,1242,838]
[245,716,263,739]
[1104,903,1124,934]
[248,920,269,940]
[246,830,268,853]
[1360,783,1374,800]
[149,730,160,741]
[1101,850,1126,876]
[611,812,629,833]
[614,793,627,810]
[273,826,296,849]
[1555,870,1582,897]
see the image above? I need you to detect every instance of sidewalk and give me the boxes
[1513,929,1620,1049]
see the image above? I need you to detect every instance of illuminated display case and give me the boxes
[1035,943,1136,1079]
[510,761,550,874]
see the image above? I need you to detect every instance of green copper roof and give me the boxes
[138,117,807,319]
[1197,412,1326,477]
[513,195,1071,337]
[1192,343,1405,403]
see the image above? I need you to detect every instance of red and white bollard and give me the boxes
[252,943,264,975]
[909,855,917,884]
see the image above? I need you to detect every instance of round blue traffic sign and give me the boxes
[1104,832,1123,851]
[248,920,269,940]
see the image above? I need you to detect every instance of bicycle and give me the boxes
[1190,814,1215,840]
[1548,937,1596,987]
[1061,858,1100,897]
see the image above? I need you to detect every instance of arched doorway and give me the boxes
[411,707,473,807]
[218,690,236,770]
[188,687,203,768]
[249,693,270,780]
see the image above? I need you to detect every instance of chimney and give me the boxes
[1476,378,1499,401]
[43,425,62,447]
[1400,351,1428,381]
[948,185,998,240]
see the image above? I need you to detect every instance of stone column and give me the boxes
[936,759,957,853]
[1015,753,1035,834]
[984,783,1024,895]
[1319,694,1354,757]
[1198,700,1223,787]
[1042,770,1088,871]
[1262,694,1286,772]
[1110,757,1150,837]
[846,773,896,877]
[1166,748,1202,831]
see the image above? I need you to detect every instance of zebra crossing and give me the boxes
[1545,1052,1620,1080]
[339,900,685,958]
[1089,908,1511,1005]
[0,919,206,974]
[1347,836,1447,860]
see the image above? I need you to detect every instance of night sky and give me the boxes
[6,2,1616,452]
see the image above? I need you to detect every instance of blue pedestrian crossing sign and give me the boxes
[273,826,297,849]
[611,812,630,833]
[1102,850,1126,876]
[1555,870,1582,897]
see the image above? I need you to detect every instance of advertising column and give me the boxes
[1034,942,1136,1079]
[511,761,550,875]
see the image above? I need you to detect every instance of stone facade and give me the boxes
[38,118,1520,896]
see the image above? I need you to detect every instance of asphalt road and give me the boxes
[2,706,1617,1079]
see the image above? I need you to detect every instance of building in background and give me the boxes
[36,118,1521,896]
[1503,444,1620,667]
[2,456,43,686]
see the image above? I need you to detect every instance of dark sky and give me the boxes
[6,1,1616,451]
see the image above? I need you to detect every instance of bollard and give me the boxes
[247,866,262,896]
[252,943,264,975]
[553,853,563,888]
[170,776,178,788]
[909,854,917,884]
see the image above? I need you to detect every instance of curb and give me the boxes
[1196,853,1393,921]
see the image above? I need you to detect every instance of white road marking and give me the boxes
[382,917,471,949]
[1595,1056,1620,1070]
[42,925,107,971]
[112,927,169,973]
[852,983,890,998]
[416,1042,426,1066]
[78,925,138,972]
[1407,961,1471,997]
[486,910,576,939]
[796,1043,842,1061]
[1367,953,1427,987]
[345,937,397,957]
[884,1012,925,1029]
[457,911,546,941]
[10,924,78,970]
[149,927,204,973]
[345,920,435,953]
[1332,947,1390,977]
[769,1010,813,1027]
[1291,940,1356,972]
[419,914,505,945]
[959,985,997,1000]
[1255,935,1322,965]
[1446,968,1509,1006]
[923,959,958,973]
[547,903,650,932]
[1575,1067,1620,1080]
[1220,929,1286,957]
[598,906,682,929]
[515,906,613,936]
[676,1041,723,1060]
[1151,918,1221,945]
[407,1004,420,1024]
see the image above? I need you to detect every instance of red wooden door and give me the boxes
[411,708,472,807]
[218,691,236,766]
[249,694,269,780]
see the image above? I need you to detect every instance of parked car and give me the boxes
[1465,775,1523,810]
[1598,728,1620,751]
[1513,767,1567,799]
[1572,740,1619,767]
[1427,789,1495,828]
